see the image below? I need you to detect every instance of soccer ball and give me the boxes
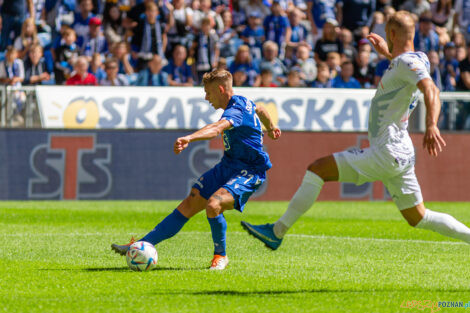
[126,241,158,271]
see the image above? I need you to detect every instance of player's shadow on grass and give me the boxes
[152,288,470,296]
[40,266,207,272]
[82,266,207,272]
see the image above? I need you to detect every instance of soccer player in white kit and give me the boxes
[241,11,470,250]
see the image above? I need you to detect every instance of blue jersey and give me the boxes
[220,95,271,173]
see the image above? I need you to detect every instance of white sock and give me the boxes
[273,171,324,238]
[416,209,470,243]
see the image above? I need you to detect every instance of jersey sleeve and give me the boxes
[399,53,431,85]
[221,104,244,127]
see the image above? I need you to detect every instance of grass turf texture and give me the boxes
[1,201,469,313]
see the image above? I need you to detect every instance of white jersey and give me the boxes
[368,52,431,153]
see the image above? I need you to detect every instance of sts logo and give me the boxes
[28,134,112,199]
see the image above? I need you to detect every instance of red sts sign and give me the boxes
[29,134,112,199]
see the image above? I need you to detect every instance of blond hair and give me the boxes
[21,18,39,48]
[202,69,233,89]
[387,11,415,41]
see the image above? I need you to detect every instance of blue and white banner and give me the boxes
[36,86,375,131]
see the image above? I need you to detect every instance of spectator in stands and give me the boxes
[0,0,34,50]
[66,56,97,85]
[313,18,343,62]
[453,0,470,41]
[457,45,467,62]
[354,49,375,88]
[73,0,95,43]
[89,52,106,82]
[457,43,470,91]
[54,27,79,84]
[285,68,306,87]
[294,43,317,83]
[0,46,25,86]
[287,8,307,49]
[370,11,385,40]
[216,57,228,70]
[218,10,238,58]
[257,67,278,87]
[229,45,260,86]
[136,54,168,86]
[400,0,430,17]
[103,4,125,45]
[131,2,168,70]
[241,0,270,21]
[326,51,341,78]
[428,50,443,90]
[431,0,453,29]
[240,11,265,61]
[100,57,129,86]
[452,32,467,49]
[14,18,39,60]
[336,0,375,34]
[260,41,287,85]
[306,0,337,42]
[311,61,332,87]
[263,1,291,54]
[440,42,459,91]
[111,41,135,75]
[414,14,440,53]
[23,44,51,85]
[332,60,361,88]
[340,28,357,61]
[192,0,223,32]
[191,17,219,83]
[80,17,108,60]
[163,44,194,86]
[232,68,249,86]
[166,0,193,53]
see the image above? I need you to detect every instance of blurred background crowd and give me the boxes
[0,0,469,91]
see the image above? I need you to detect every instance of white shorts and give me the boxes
[333,147,423,210]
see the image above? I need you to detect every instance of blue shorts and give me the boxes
[192,162,266,212]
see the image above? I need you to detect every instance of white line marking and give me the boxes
[0,231,466,245]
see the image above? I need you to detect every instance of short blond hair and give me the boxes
[387,11,415,40]
[202,69,233,88]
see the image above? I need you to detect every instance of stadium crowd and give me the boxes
[0,0,469,90]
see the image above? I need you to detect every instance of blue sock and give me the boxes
[140,209,189,245]
[207,214,227,256]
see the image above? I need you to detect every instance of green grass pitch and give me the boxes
[1,201,469,313]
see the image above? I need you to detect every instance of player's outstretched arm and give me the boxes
[173,119,232,154]
[418,78,447,157]
[366,33,393,60]
[255,105,281,140]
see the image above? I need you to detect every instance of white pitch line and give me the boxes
[0,231,466,246]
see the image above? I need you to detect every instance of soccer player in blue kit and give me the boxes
[112,69,281,270]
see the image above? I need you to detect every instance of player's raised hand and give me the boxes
[366,33,392,59]
[423,125,446,157]
[174,136,190,154]
[267,127,281,140]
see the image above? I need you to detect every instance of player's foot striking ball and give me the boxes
[112,69,281,269]
[243,11,470,249]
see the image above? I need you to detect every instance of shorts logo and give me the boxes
[28,134,112,199]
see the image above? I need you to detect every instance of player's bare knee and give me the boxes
[307,158,327,179]
[206,197,222,217]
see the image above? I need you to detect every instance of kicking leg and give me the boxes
[402,203,470,243]
[111,189,206,255]
[139,188,207,244]
[274,155,338,238]
[206,188,234,270]
[241,155,338,250]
